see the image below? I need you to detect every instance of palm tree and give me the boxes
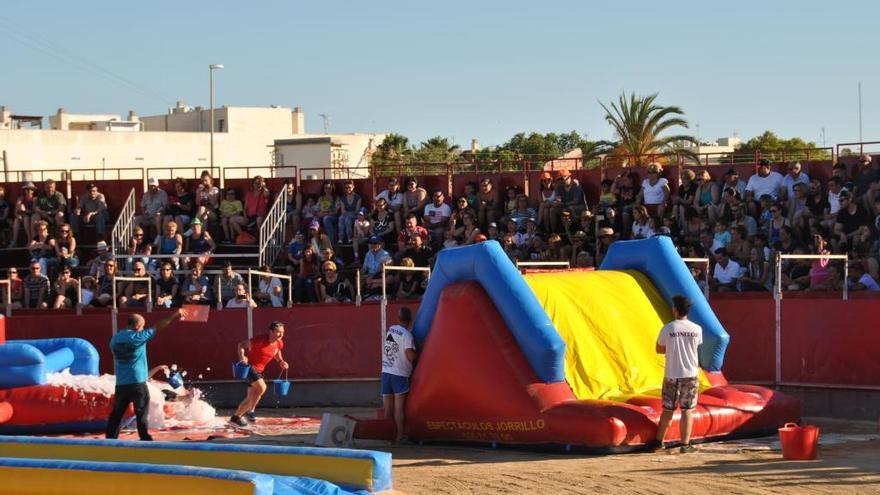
[414,136,461,163]
[600,92,698,166]
[373,133,412,165]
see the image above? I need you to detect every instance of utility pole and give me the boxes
[209,64,224,187]
[858,82,863,142]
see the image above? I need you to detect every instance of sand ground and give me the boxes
[223,411,880,495]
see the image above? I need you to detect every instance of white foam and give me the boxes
[45,370,220,429]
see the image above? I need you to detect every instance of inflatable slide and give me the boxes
[355,237,799,451]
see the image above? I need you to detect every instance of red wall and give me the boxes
[3,297,878,387]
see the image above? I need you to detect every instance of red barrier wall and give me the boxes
[3,297,877,388]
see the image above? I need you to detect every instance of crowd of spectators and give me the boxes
[2,156,879,311]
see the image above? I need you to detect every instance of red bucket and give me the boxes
[778,422,819,460]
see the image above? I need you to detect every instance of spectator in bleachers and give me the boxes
[155,262,179,308]
[853,154,880,209]
[402,177,428,223]
[93,258,116,306]
[809,263,844,292]
[729,204,758,238]
[33,179,66,231]
[137,178,167,238]
[126,226,152,272]
[509,195,536,231]
[805,234,832,290]
[567,230,590,266]
[756,194,775,234]
[244,175,270,230]
[767,204,790,246]
[362,236,392,298]
[319,247,345,269]
[463,181,479,209]
[612,171,638,235]
[523,234,544,262]
[153,220,183,269]
[180,261,211,306]
[551,170,586,230]
[375,177,404,231]
[448,196,473,233]
[717,184,743,221]
[317,260,353,303]
[1,267,23,311]
[826,176,845,216]
[305,219,332,255]
[788,182,810,236]
[226,282,258,308]
[254,265,284,308]
[745,159,784,215]
[597,178,616,216]
[352,208,372,261]
[220,188,247,243]
[781,161,810,201]
[9,181,37,247]
[833,190,871,252]
[848,262,880,291]
[0,186,10,246]
[501,185,518,218]
[184,218,215,266]
[54,222,78,269]
[774,225,800,255]
[195,170,220,226]
[537,172,557,233]
[832,162,854,191]
[394,258,424,301]
[710,248,741,292]
[780,247,811,291]
[337,180,362,245]
[286,231,307,274]
[740,247,772,292]
[315,181,339,244]
[164,178,194,233]
[28,220,56,276]
[693,170,719,222]
[423,190,451,248]
[295,244,319,303]
[727,225,751,265]
[501,232,519,262]
[301,195,317,224]
[673,170,697,226]
[805,178,829,221]
[218,261,246,306]
[442,229,458,248]
[23,260,50,309]
[453,212,480,246]
[485,222,500,242]
[370,198,396,247]
[402,233,433,268]
[477,177,502,229]
[631,205,656,240]
[542,233,565,261]
[118,261,150,308]
[71,182,109,241]
[398,213,428,252]
[515,217,539,247]
[87,241,114,278]
[851,225,874,259]
[681,207,703,245]
[722,168,747,199]
[637,163,670,219]
[79,275,95,307]
[284,182,302,235]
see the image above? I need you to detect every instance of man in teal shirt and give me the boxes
[106,310,182,440]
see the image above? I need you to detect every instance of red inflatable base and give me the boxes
[355,281,800,450]
[0,383,125,434]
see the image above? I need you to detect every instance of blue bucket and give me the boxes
[168,372,184,389]
[273,380,291,396]
[232,362,251,380]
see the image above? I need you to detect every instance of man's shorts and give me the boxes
[381,372,410,396]
[661,377,699,411]
[246,367,264,384]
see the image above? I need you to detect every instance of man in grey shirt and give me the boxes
[71,182,109,239]
[138,177,168,235]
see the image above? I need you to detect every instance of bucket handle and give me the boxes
[277,367,288,381]
[783,422,799,429]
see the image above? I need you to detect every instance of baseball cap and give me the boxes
[308,220,320,230]
[96,241,109,251]
[599,227,615,237]
[148,177,159,186]
[488,222,498,228]
[725,168,738,176]
[190,218,202,226]
[838,189,852,199]
[369,235,383,244]
[556,169,572,178]
[357,207,368,216]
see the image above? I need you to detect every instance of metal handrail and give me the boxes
[0,280,13,316]
[112,275,153,313]
[247,268,293,307]
[111,188,137,256]
[259,190,287,267]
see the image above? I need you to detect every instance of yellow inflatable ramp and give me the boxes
[523,270,709,401]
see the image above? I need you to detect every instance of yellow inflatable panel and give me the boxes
[523,270,709,401]
[0,466,254,495]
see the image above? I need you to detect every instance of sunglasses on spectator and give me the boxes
[161,268,172,271]
[60,229,70,233]
[9,271,17,275]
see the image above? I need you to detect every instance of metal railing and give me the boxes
[0,280,13,316]
[247,269,293,307]
[111,188,137,256]
[773,252,849,387]
[259,190,287,267]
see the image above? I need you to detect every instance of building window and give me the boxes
[218,119,225,132]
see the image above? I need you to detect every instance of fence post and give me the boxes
[774,251,782,388]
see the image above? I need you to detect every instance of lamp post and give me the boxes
[209,63,224,188]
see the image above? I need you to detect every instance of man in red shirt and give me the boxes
[396,213,428,252]
[230,321,288,426]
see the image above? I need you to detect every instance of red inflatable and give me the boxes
[355,282,800,451]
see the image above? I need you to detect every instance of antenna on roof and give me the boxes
[318,113,330,134]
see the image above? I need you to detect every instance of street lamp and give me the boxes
[209,63,224,187]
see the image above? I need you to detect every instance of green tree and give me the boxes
[372,133,412,170]
[412,136,461,163]
[736,131,830,161]
[600,92,697,165]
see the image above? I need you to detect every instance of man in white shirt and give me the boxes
[375,178,405,230]
[382,306,417,443]
[652,295,703,454]
[423,190,452,247]
[710,247,741,292]
[745,159,784,215]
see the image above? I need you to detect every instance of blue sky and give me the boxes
[1,1,877,148]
